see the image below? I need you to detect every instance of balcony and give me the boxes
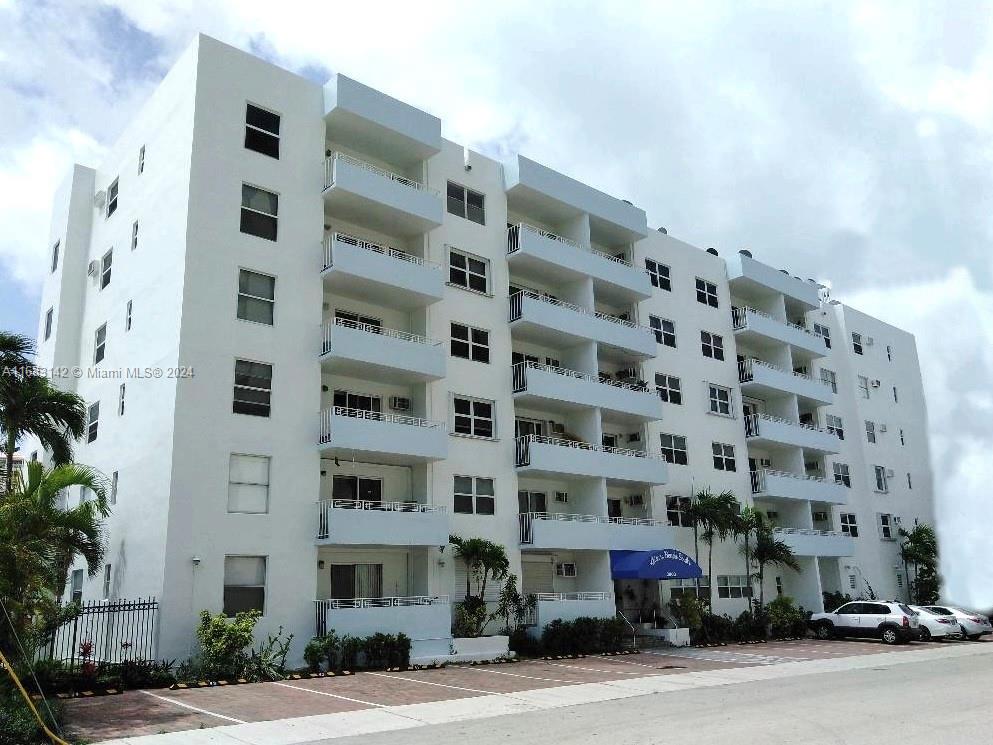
[725,252,822,311]
[773,528,854,557]
[532,592,617,627]
[507,224,652,304]
[750,469,849,505]
[509,291,656,360]
[321,318,445,383]
[316,499,449,547]
[323,152,442,236]
[319,407,447,465]
[732,307,827,359]
[322,232,443,309]
[512,362,662,422]
[515,435,668,486]
[744,414,841,454]
[315,596,450,644]
[738,358,834,406]
[518,512,675,551]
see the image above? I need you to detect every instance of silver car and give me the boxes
[910,605,963,641]
[922,605,992,641]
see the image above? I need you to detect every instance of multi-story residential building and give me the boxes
[30,35,934,663]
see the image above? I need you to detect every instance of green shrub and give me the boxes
[571,617,601,654]
[453,597,487,638]
[767,596,807,639]
[668,595,705,635]
[393,633,411,669]
[338,635,362,672]
[698,612,734,644]
[539,617,627,656]
[597,617,628,653]
[246,627,293,681]
[822,590,851,612]
[0,685,64,745]
[195,609,260,680]
[508,628,540,657]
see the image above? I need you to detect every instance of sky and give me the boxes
[1,0,991,606]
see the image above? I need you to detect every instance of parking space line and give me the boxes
[460,666,573,684]
[271,681,388,708]
[139,689,247,724]
[594,654,672,669]
[539,660,644,675]
[365,671,497,696]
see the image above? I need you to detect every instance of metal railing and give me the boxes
[731,306,822,342]
[514,433,662,468]
[320,407,444,443]
[518,510,666,544]
[38,598,158,669]
[749,467,835,495]
[317,499,446,540]
[506,223,632,267]
[743,413,836,439]
[737,357,833,389]
[773,527,846,538]
[322,317,441,355]
[325,151,439,195]
[533,592,613,602]
[323,232,439,270]
[315,596,449,636]
[511,360,649,394]
[508,290,653,335]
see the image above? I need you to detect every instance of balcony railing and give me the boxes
[323,231,439,271]
[514,433,662,468]
[518,510,665,544]
[743,413,834,439]
[749,468,834,495]
[773,527,845,539]
[731,306,820,341]
[508,290,652,335]
[320,407,444,443]
[324,151,439,195]
[315,595,449,636]
[322,317,441,355]
[506,223,632,266]
[317,499,446,540]
[533,592,613,602]
[738,358,832,389]
[511,360,648,394]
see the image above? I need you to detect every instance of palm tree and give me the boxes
[1,372,87,495]
[750,526,801,611]
[734,506,765,610]
[0,461,110,655]
[0,332,33,383]
[898,523,939,603]
[696,489,740,608]
[448,534,510,600]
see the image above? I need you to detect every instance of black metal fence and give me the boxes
[39,597,158,670]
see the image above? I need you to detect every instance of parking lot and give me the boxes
[63,637,979,743]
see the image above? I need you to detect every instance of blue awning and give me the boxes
[610,549,703,580]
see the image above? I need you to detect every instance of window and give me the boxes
[448,247,489,293]
[245,103,280,158]
[660,433,688,465]
[900,429,905,446]
[223,556,266,615]
[833,462,851,487]
[878,514,894,540]
[44,308,53,340]
[331,563,383,599]
[840,512,859,537]
[101,249,113,289]
[447,181,485,224]
[695,278,718,307]
[94,324,107,364]
[820,368,837,393]
[655,373,682,404]
[717,575,752,599]
[106,178,118,218]
[708,384,732,416]
[70,569,83,604]
[332,475,383,503]
[228,454,270,513]
[131,220,139,251]
[335,309,381,330]
[813,323,831,348]
[110,471,118,505]
[86,402,99,443]
[848,574,857,590]
[712,442,736,471]
[670,576,710,601]
[240,184,278,241]
[907,472,913,489]
[454,475,495,514]
[645,259,671,290]
[874,465,888,493]
[51,241,60,273]
[233,359,272,417]
[650,316,676,347]
[666,496,693,527]
[125,300,133,332]
[451,323,489,363]
[886,344,892,361]
[237,269,276,325]
[118,383,125,416]
[865,420,876,444]
[138,145,145,174]
[858,376,870,399]
[826,414,844,440]
[102,564,112,600]
[700,331,724,360]
[852,332,863,355]
[453,396,494,438]
[892,386,898,403]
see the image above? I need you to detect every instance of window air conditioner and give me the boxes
[555,562,577,578]
[627,432,642,443]
[871,379,881,388]
[86,261,99,277]
[93,190,106,208]
[554,491,569,503]
[866,337,875,346]
[879,423,888,432]
[813,511,829,522]
[389,396,411,412]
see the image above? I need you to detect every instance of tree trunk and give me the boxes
[4,432,15,496]
[902,554,911,603]
[692,524,700,593]
[758,564,765,611]
[743,535,752,614]
[708,540,715,610]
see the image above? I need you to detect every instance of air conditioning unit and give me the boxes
[554,491,569,503]
[555,562,577,578]
[879,423,888,432]
[93,190,106,208]
[389,396,411,411]
[765,510,779,519]
[871,379,881,388]
[813,511,829,522]
[627,432,641,443]
[625,494,644,506]
[886,469,895,478]
[86,260,99,277]
[866,337,875,346]
[551,422,565,434]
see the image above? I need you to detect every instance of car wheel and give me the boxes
[968,634,981,641]
[815,623,833,640]
[919,627,932,642]
[881,628,899,645]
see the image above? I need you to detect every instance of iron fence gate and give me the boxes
[39,597,158,670]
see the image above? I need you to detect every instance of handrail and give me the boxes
[731,306,820,339]
[324,232,439,270]
[761,467,833,485]
[738,357,832,388]
[773,527,846,538]
[744,412,835,436]
[522,511,665,527]
[315,595,449,609]
[508,289,652,334]
[511,360,649,394]
[534,592,613,602]
[317,499,445,540]
[507,223,633,267]
[616,610,638,649]
[322,317,441,352]
[325,152,439,196]
[514,433,662,464]
[320,407,444,443]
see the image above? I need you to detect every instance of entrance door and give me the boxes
[522,560,554,595]
[742,401,759,436]
[330,563,384,600]
[515,418,545,438]
[334,389,382,414]
[518,491,547,514]
[607,499,623,519]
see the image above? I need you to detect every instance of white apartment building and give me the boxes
[32,35,935,663]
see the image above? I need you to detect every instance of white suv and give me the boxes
[809,601,921,645]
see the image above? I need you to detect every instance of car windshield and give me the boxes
[898,604,917,616]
